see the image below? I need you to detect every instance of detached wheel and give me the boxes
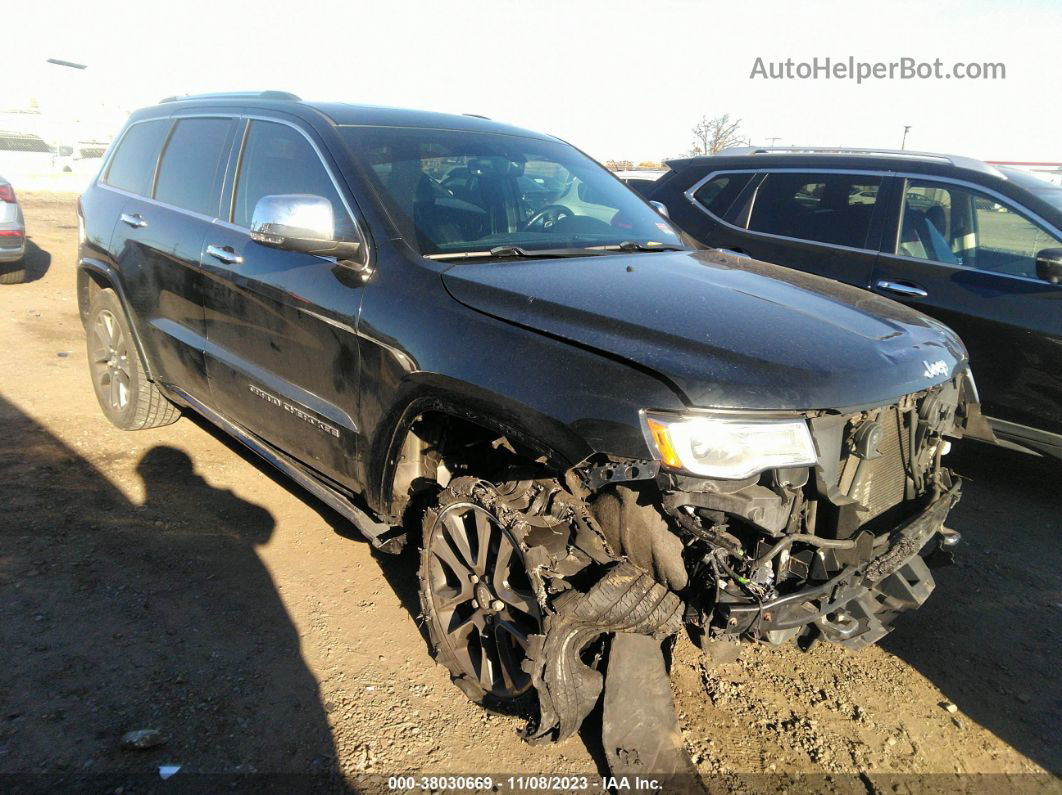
[86,289,180,430]
[419,478,543,712]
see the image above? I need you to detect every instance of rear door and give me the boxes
[106,116,236,400]
[708,169,890,286]
[871,176,1062,437]
[200,118,367,487]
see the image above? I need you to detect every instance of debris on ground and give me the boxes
[120,729,164,750]
[603,633,700,780]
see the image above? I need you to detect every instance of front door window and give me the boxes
[897,179,1062,280]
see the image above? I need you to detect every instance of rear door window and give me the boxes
[104,120,170,196]
[154,118,234,217]
[748,172,882,248]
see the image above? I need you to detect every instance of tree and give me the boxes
[604,159,634,172]
[690,114,745,156]
[637,160,662,169]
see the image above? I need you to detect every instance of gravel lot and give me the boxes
[1,192,1059,791]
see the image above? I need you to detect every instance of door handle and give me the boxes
[119,212,147,229]
[205,244,243,265]
[876,279,928,298]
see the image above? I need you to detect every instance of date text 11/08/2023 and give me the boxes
[387,775,665,791]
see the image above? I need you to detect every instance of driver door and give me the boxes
[200,118,368,487]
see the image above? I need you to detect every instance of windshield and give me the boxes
[1029,186,1062,212]
[339,126,686,257]
[998,166,1062,212]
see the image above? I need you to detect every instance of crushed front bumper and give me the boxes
[717,483,961,649]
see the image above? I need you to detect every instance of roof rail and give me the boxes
[463,113,491,120]
[715,146,1003,178]
[158,90,301,104]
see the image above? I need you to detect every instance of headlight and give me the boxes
[641,411,817,480]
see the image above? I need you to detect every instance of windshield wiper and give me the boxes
[609,241,688,252]
[426,241,688,261]
[427,245,612,261]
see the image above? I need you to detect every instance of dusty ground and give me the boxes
[1,192,1059,792]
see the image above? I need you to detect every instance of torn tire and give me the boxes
[522,561,684,743]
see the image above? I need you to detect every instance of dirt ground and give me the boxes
[1,192,1059,792]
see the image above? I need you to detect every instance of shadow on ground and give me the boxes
[880,441,1061,773]
[21,241,52,283]
[182,409,1062,778]
[0,396,346,790]
[2,240,52,284]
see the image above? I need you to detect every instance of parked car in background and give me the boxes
[638,148,1062,459]
[614,168,669,197]
[0,175,26,284]
[52,140,111,176]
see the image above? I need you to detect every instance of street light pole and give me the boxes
[46,58,88,70]
[901,125,911,150]
[44,58,90,170]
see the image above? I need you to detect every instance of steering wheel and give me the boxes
[523,204,574,232]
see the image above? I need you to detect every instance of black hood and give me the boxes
[441,249,968,411]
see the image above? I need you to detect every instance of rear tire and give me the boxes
[0,264,26,284]
[86,289,180,430]
[419,477,543,714]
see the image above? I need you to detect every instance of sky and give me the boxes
[5,0,1060,163]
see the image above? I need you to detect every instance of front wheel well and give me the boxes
[385,409,564,524]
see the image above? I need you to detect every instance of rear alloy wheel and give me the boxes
[419,478,543,711]
[90,307,133,414]
[86,289,180,430]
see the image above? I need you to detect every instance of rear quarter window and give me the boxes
[691,172,755,222]
[103,120,170,196]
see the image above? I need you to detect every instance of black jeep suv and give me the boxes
[78,93,986,738]
[637,148,1062,459]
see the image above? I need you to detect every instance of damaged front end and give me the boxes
[653,374,972,655]
[419,373,978,753]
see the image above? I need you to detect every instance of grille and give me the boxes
[847,406,911,522]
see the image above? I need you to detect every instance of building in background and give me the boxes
[0,60,128,184]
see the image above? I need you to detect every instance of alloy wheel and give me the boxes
[425,501,541,699]
[90,309,132,411]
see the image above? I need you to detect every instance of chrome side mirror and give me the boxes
[649,200,669,218]
[250,194,361,260]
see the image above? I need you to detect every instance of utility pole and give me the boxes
[901,125,911,150]
[766,137,781,147]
